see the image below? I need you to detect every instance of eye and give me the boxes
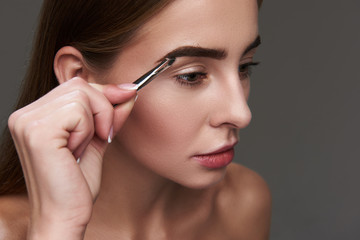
[174,72,207,87]
[238,62,259,80]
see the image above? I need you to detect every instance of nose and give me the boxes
[209,74,252,129]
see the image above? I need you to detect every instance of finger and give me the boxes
[12,78,113,141]
[64,104,95,159]
[41,100,95,160]
[112,97,136,133]
[62,80,137,141]
[89,83,137,105]
[77,136,107,198]
[62,78,115,141]
[13,89,95,156]
[88,83,137,142]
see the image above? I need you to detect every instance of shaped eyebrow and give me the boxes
[159,46,227,62]
[158,35,261,62]
[242,35,261,57]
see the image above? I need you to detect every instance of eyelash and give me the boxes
[174,72,207,87]
[174,62,260,87]
[238,61,259,79]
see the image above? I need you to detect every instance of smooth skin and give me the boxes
[6,78,138,239]
[0,0,271,239]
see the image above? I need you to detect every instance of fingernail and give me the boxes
[108,126,113,143]
[134,94,138,102]
[77,158,81,164]
[118,83,138,90]
[123,97,136,110]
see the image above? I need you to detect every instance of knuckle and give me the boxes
[68,77,87,87]
[65,101,89,118]
[25,122,60,152]
[70,89,89,103]
[63,102,94,130]
[8,111,20,133]
[103,103,114,117]
[8,110,30,137]
[83,121,95,139]
[11,115,48,150]
[61,77,88,93]
[23,120,45,145]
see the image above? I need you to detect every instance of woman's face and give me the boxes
[105,0,259,188]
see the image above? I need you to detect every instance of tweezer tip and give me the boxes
[166,57,176,66]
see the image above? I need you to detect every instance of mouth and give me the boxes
[193,142,237,169]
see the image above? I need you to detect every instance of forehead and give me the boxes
[114,0,259,76]
[134,0,259,54]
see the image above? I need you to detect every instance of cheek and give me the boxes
[114,84,229,187]
[117,87,205,162]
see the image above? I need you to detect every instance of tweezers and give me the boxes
[132,57,176,91]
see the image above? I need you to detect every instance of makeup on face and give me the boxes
[109,0,260,188]
[125,36,260,93]
[158,35,260,61]
[151,36,261,89]
[192,142,238,169]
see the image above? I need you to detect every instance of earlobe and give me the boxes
[54,46,89,84]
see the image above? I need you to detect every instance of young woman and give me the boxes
[0,0,271,239]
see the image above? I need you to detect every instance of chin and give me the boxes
[176,168,227,190]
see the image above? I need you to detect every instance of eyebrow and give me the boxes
[242,35,261,57]
[159,46,227,62]
[158,35,261,62]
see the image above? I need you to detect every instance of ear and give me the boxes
[54,46,90,84]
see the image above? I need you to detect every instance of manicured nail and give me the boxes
[108,126,114,143]
[118,83,138,90]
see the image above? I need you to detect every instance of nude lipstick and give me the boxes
[193,144,236,169]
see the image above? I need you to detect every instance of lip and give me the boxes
[193,142,237,169]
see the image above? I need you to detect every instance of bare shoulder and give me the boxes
[215,163,271,239]
[0,194,29,240]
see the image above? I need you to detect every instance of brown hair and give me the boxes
[0,0,173,195]
[0,0,263,195]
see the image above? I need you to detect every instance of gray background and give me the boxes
[1,1,359,239]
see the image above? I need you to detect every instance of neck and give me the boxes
[89,140,217,238]
[90,140,180,231]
